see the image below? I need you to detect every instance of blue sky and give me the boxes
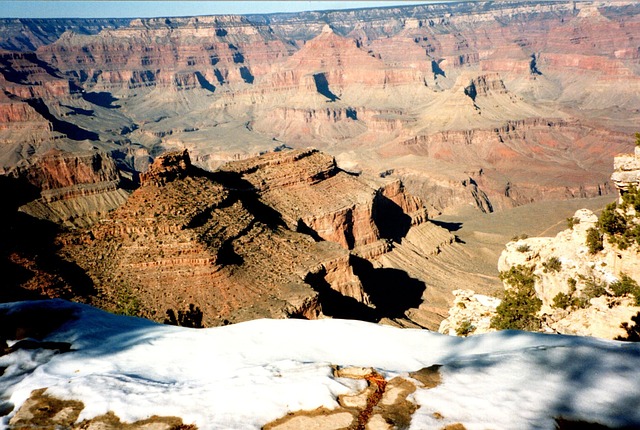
[0,1,435,18]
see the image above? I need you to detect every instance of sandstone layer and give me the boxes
[0,1,638,216]
[51,148,459,327]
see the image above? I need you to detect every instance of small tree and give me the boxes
[582,277,608,300]
[586,227,603,254]
[491,265,542,331]
[610,273,640,305]
[552,292,572,310]
[456,320,476,337]
[598,203,626,236]
[566,217,579,230]
[542,256,562,273]
[621,184,640,212]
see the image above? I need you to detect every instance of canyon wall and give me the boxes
[1,1,638,215]
[52,149,453,328]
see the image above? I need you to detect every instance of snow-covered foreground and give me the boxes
[2,300,640,429]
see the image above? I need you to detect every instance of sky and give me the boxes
[0,1,438,19]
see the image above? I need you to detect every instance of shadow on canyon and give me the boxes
[373,193,413,242]
[305,256,426,322]
[82,91,121,108]
[26,98,99,141]
[429,219,463,233]
[0,176,96,303]
[188,168,288,265]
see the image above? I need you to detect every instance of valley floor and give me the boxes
[434,195,616,280]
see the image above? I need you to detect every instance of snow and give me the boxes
[2,299,640,429]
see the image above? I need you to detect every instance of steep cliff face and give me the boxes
[611,146,640,192]
[220,149,428,253]
[36,15,294,91]
[10,149,119,190]
[0,18,131,51]
[8,149,131,228]
[58,150,342,325]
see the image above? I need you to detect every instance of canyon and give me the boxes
[440,144,640,340]
[1,1,638,214]
[1,0,639,331]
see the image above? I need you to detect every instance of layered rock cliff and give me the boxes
[0,1,637,215]
[3,149,131,228]
[51,148,454,327]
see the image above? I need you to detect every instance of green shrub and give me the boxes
[566,217,579,230]
[456,320,476,337]
[552,292,572,310]
[582,278,608,300]
[491,265,542,331]
[115,287,142,317]
[542,256,562,273]
[516,244,531,253]
[552,278,588,311]
[586,227,603,254]
[621,184,640,212]
[592,186,640,251]
[610,273,640,305]
[598,202,626,236]
[511,234,529,242]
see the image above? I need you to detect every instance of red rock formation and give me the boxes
[139,148,191,185]
[53,149,439,326]
[37,16,295,90]
[0,50,72,99]
[0,90,49,131]
[10,149,119,191]
[58,149,382,325]
[221,149,428,251]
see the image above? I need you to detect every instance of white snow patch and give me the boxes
[1,300,640,429]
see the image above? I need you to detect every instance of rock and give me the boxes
[438,289,500,336]
[140,149,191,185]
[612,146,640,193]
[264,409,355,430]
[492,206,640,339]
[58,148,436,326]
[8,149,130,228]
[9,388,192,430]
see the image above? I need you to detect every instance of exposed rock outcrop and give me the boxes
[220,149,428,253]
[9,150,131,228]
[56,149,442,326]
[441,145,640,339]
[611,146,640,192]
